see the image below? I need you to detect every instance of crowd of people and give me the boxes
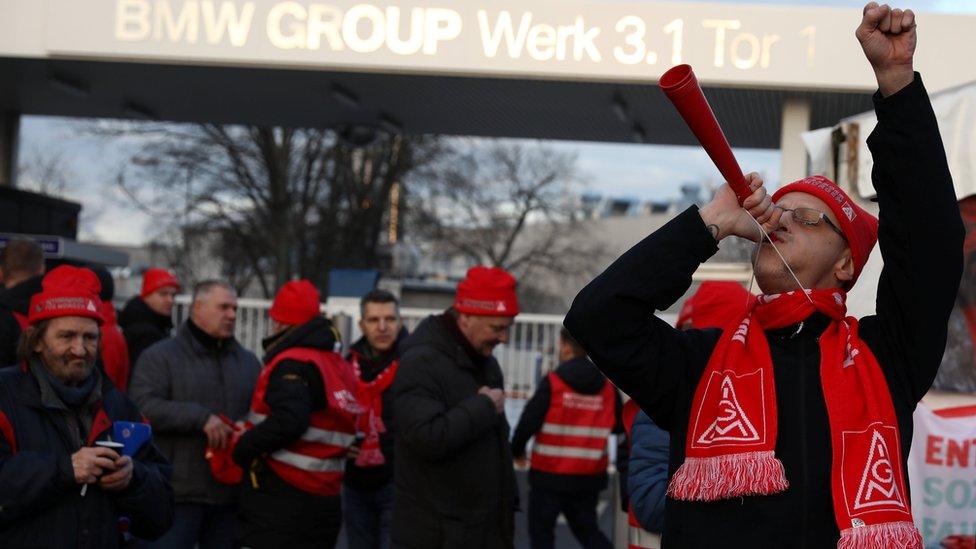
[0,4,972,549]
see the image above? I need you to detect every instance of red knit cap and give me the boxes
[269,280,321,326]
[141,268,181,298]
[28,265,104,326]
[771,176,879,286]
[676,281,754,329]
[454,266,520,317]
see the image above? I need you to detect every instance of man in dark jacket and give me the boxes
[511,327,623,549]
[119,268,179,368]
[392,266,519,549]
[344,289,408,549]
[0,265,174,548]
[130,280,261,549]
[0,238,45,367]
[565,6,964,548]
[233,280,360,549]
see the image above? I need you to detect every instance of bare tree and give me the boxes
[17,146,73,196]
[105,122,442,297]
[409,140,607,309]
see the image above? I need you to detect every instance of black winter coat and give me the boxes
[0,276,42,368]
[511,356,624,493]
[391,313,517,549]
[119,296,174,368]
[233,316,342,548]
[0,365,175,548]
[564,75,964,548]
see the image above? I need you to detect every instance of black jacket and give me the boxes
[391,313,517,549]
[564,75,964,548]
[511,356,624,493]
[0,365,175,548]
[119,296,174,368]
[0,276,42,368]
[343,328,407,491]
[233,316,340,548]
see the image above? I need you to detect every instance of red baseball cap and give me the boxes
[141,268,181,298]
[28,265,104,326]
[454,266,520,317]
[269,280,321,326]
[772,176,879,286]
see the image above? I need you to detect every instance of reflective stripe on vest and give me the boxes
[530,371,616,475]
[532,443,605,460]
[628,526,661,549]
[247,412,356,447]
[540,423,612,438]
[269,449,345,473]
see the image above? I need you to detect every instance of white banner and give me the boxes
[908,403,976,548]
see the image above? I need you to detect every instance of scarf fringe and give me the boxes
[837,521,922,549]
[668,451,789,501]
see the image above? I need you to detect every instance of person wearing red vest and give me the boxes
[232,280,362,549]
[92,267,132,393]
[0,265,175,547]
[0,238,45,367]
[343,289,408,549]
[511,327,622,549]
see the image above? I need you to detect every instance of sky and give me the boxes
[16,0,976,246]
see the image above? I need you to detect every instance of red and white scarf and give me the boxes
[668,289,921,548]
[351,354,399,467]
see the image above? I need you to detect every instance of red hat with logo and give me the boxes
[269,280,321,326]
[454,266,520,317]
[772,175,879,286]
[676,281,754,330]
[141,268,181,298]
[28,265,104,326]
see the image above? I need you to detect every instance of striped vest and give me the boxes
[246,347,361,496]
[530,372,615,475]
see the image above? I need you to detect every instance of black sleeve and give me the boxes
[0,312,21,368]
[510,377,551,458]
[393,348,498,461]
[0,424,77,527]
[859,74,966,404]
[232,360,318,467]
[564,207,724,431]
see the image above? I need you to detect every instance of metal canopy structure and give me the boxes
[0,56,875,149]
[2,0,975,186]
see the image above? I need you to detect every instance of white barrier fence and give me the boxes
[174,295,566,398]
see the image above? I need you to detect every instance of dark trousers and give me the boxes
[140,503,237,549]
[237,468,342,549]
[342,482,394,549]
[527,486,612,549]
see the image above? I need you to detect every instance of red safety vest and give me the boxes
[530,372,615,476]
[245,347,362,496]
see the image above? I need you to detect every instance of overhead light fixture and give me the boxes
[48,73,90,98]
[122,101,157,120]
[331,84,360,109]
[611,93,628,123]
[631,123,646,144]
[378,113,402,135]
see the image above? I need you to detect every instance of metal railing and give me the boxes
[173,296,565,398]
